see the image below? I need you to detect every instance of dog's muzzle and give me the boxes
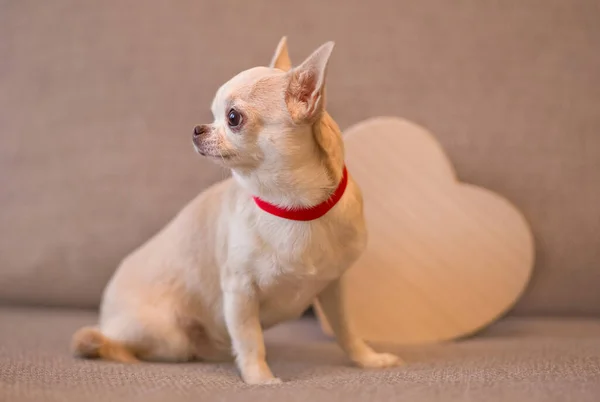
[192,125,209,154]
[193,124,209,138]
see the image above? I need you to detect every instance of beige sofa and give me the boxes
[1,1,599,401]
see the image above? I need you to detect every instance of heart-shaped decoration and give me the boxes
[316,117,534,344]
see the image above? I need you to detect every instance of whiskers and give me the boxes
[217,147,227,164]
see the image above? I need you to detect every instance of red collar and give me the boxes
[252,166,349,221]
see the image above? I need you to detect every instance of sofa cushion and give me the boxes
[1,1,599,313]
[1,307,600,402]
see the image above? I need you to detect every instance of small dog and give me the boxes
[72,37,401,384]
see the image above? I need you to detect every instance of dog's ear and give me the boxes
[285,42,334,124]
[270,36,292,72]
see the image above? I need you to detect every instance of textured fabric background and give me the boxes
[1,307,600,402]
[0,0,599,314]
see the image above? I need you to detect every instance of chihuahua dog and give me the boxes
[72,37,400,384]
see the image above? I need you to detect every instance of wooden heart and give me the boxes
[315,117,534,344]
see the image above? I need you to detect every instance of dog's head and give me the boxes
[192,38,336,172]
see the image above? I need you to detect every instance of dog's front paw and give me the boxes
[256,377,283,385]
[240,362,282,385]
[354,352,403,369]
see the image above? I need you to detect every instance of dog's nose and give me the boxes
[193,125,207,137]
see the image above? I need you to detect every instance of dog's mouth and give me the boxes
[206,153,233,159]
[195,148,234,160]
[192,136,236,161]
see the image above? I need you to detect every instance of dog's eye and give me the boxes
[227,108,242,128]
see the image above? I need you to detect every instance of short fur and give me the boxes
[72,37,401,384]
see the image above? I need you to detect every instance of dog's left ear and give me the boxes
[285,41,334,124]
[270,36,292,72]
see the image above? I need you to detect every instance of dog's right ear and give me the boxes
[270,36,292,72]
[285,41,334,124]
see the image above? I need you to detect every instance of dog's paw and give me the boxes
[240,363,282,385]
[259,377,283,385]
[354,352,403,369]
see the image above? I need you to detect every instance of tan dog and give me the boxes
[72,37,401,384]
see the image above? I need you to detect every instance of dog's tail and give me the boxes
[71,327,139,363]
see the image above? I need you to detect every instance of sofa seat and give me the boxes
[1,307,600,402]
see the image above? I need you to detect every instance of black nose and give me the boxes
[193,125,207,137]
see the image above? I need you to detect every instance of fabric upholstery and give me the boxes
[0,1,599,313]
[1,307,600,402]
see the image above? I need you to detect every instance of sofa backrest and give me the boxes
[1,1,599,315]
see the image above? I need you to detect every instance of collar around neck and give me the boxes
[252,166,349,221]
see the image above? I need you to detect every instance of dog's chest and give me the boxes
[250,220,360,327]
[258,273,329,328]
